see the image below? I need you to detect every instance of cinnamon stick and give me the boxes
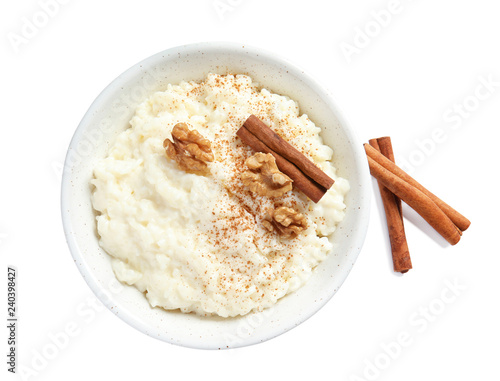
[375,137,402,218]
[365,152,462,245]
[243,115,335,190]
[365,143,470,232]
[369,138,412,273]
[237,126,326,203]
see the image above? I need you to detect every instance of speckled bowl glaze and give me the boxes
[61,42,371,349]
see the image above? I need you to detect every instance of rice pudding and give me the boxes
[91,73,349,317]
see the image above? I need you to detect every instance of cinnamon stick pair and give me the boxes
[237,115,334,202]
[365,138,470,268]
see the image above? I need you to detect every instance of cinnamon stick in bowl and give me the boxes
[236,126,326,203]
[243,115,335,190]
[237,115,335,203]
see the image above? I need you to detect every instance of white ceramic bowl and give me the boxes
[61,42,370,349]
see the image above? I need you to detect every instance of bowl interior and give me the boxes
[61,42,370,349]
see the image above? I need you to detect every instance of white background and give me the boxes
[1,0,499,380]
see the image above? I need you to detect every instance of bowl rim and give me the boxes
[61,41,371,349]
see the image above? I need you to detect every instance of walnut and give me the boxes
[241,153,292,197]
[262,206,307,238]
[164,123,214,175]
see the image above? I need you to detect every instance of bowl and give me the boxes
[61,42,371,349]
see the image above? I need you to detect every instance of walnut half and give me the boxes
[164,123,214,175]
[262,206,307,238]
[241,153,292,197]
